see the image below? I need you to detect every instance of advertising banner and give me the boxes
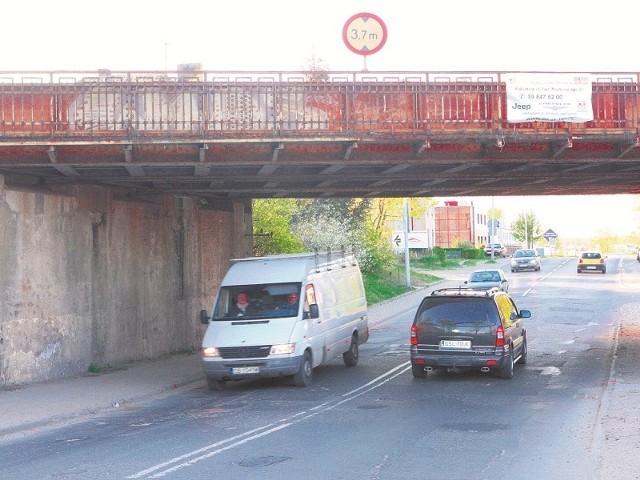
[505,73,593,123]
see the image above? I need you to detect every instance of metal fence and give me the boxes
[0,70,638,140]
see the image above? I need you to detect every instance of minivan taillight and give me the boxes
[496,325,505,347]
[410,324,418,346]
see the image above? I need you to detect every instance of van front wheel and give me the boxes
[343,335,359,367]
[292,350,313,387]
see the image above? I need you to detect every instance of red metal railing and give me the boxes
[0,70,638,141]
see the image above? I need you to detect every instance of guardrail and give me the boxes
[0,70,638,141]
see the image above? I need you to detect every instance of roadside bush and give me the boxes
[433,246,446,263]
[465,248,483,259]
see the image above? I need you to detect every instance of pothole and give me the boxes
[236,456,292,467]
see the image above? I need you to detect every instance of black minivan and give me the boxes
[410,287,531,380]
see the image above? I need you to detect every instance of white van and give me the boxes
[199,251,369,390]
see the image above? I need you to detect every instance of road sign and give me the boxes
[391,231,430,250]
[342,13,387,56]
[543,229,558,241]
[488,219,500,236]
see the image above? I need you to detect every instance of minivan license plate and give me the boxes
[231,366,259,375]
[440,340,471,349]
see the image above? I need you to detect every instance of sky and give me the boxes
[4,0,640,238]
[7,0,640,73]
[440,195,640,239]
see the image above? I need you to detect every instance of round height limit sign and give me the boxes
[343,12,387,60]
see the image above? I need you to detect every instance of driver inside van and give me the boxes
[229,292,256,317]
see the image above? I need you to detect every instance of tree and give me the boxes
[487,207,504,221]
[510,211,543,248]
[252,196,436,273]
[252,199,306,256]
[592,230,616,253]
[370,197,435,239]
[303,54,330,82]
[287,198,373,269]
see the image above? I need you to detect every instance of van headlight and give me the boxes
[201,347,220,358]
[270,343,296,355]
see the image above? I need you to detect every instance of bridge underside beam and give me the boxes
[0,135,639,198]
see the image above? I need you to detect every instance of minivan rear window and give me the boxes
[415,297,499,329]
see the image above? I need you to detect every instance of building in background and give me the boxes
[435,201,482,247]
[391,198,519,252]
[390,204,436,253]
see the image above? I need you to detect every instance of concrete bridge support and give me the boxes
[0,176,251,386]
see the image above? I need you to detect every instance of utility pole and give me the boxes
[403,198,411,288]
[490,196,495,260]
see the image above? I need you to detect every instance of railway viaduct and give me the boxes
[1,70,639,385]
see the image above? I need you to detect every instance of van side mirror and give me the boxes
[199,309,210,324]
[305,304,319,319]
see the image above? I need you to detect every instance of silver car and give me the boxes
[510,249,541,272]
[463,269,509,292]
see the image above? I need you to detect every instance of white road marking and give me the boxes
[127,362,412,479]
[521,258,571,297]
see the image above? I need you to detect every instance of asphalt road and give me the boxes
[2,255,639,480]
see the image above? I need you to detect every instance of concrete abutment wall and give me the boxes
[0,177,252,386]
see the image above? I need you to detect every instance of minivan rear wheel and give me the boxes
[519,336,528,365]
[498,347,514,379]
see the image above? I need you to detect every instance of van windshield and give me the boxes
[213,283,303,320]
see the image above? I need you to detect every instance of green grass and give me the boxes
[363,265,441,305]
[412,255,484,270]
[363,271,413,305]
[363,255,491,305]
[87,363,101,374]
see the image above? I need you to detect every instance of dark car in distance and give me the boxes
[484,243,506,257]
[463,269,509,292]
[410,287,531,380]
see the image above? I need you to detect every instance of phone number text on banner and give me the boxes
[505,73,593,123]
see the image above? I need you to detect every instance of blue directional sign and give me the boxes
[488,219,500,236]
[543,229,558,242]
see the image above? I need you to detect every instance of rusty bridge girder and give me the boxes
[1,70,639,205]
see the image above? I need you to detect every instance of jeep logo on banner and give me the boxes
[505,73,593,123]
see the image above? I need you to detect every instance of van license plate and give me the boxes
[440,340,471,349]
[231,366,259,375]
[587,266,596,269]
